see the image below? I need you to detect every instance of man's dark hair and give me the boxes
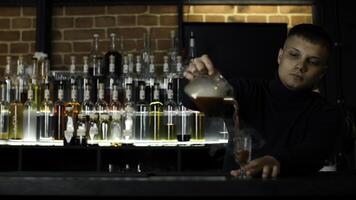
[287,23,333,53]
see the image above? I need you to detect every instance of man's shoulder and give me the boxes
[309,92,343,122]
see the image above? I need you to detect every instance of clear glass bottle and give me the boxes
[95,83,108,140]
[4,56,14,103]
[16,55,29,103]
[105,32,122,79]
[0,82,10,140]
[147,55,156,103]
[173,56,185,108]
[135,83,149,141]
[141,32,151,73]
[122,83,135,141]
[149,83,163,141]
[90,33,104,103]
[38,85,54,141]
[9,84,24,140]
[30,58,42,111]
[23,86,37,142]
[82,56,93,102]
[105,55,118,103]
[164,82,177,141]
[65,84,81,144]
[108,85,122,141]
[168,30,178,69]
[188,31,197,61]
[53,81,65,140]
[81,86,94,141]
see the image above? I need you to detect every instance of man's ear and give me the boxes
[277,48,283,65]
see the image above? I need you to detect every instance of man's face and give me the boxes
[277,35,329,91]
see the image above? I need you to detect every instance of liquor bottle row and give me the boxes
[0,29,199,145]
[0,75,205,145]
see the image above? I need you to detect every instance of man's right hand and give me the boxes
[183,54,216,80]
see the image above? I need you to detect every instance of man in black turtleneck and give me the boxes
[183,24,344,178]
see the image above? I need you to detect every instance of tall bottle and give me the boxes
[162,55,172,101]
[105,33,122,79]
[135,83,149,140]
[41,58,55,103]
[0,82,10,140]
[67,56,80,102]
[16,55,29,103]
[90,33,104,103]
[9,84,24,140]
[173,56,185,108]
[4,56,14,103]
[53,81,65,140]
[164,82,177,141]
[141,32,151,77]
[123,83,135,141]
[135,55,144,102]
[65,84,81,144]
[147,55,157,103]
[81,85,94,141]
[168,30,178,69]
[95,83,109,140]
[149,83,163,140]
[30,57,42,111]
[108,85,122,141]
[82,56,93,102]
[38,84,54,141]
[23,86,37,142]
[122,55,132,89]
[105,55,118,103]
[188,31,197,61]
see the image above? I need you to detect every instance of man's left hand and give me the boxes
[230,155,280,179]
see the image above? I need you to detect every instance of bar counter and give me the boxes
[0,171,355,197]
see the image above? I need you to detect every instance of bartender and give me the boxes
[183,24,344,178]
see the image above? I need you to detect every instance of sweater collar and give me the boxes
[269,75,312,102]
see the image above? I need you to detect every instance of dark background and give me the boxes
[182,22,287,81]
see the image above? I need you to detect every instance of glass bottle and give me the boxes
[9,84,24,140]
[0,82,10,140]
[90,33,104,103]
[173,56,184,107]
[168,30,178,69]
[141,32,151,72]
[149,83,163,141]
[38,85,54,142]
[135,83,149,141]
[147,55,156,103]
[105,55,118,103]
[65,84,81,144]
[81,85,94,141]
[16,55,29,103]
[4,56,14,103]
[108,85,122,141]
[53,81,65,140]
[30,58,42,111]
[188,31,197,61]
[82,56,93,102]
[164,82,177,141]
[122,83,135,141]
[105,32,122,79]
[95,83,109,140]
[23,86,37,142]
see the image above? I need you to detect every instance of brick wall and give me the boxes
[0,4,312,70]
[0,6,36,67]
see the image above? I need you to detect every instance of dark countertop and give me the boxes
[0,171,355,197]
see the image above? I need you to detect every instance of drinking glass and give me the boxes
[233,133,252,179]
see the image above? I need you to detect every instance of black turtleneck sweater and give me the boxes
[182,77,344,176]
[223,77,344,176]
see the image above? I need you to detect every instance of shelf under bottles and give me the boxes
[0,139,228,147]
